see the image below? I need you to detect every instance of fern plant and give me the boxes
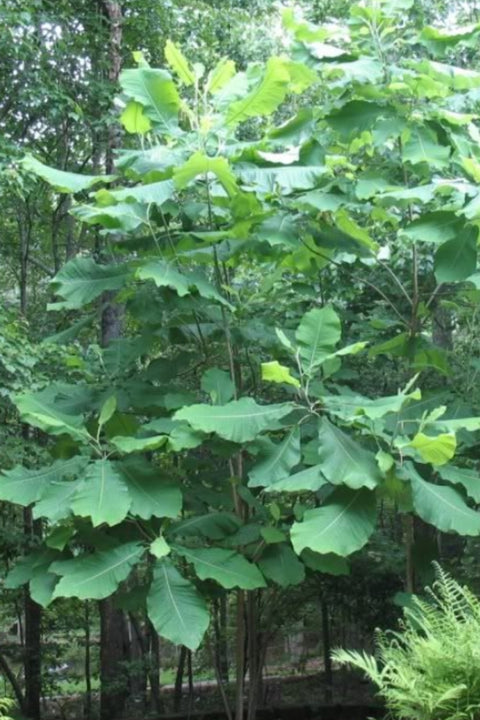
[0,698,14,720]
[332,564,480,720]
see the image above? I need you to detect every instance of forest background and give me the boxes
[3,1,480,720]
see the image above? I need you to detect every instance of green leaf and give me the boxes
[296,306,341,374]
[71,460,131,527]
[236,164,327,194]
[206,57,236,94]
[291,487,376,556]
[258,544,305,587]
[316,418,381,490]
[169,513,241,540]
[401,212,464,244]
[49,257,131,310]
[22,155,114,193]
[326,101,386,139]
[111,435,169,454]
[301,549,350,576]
[265,465,327,493]
[405,463,480,535]
[174,152,238,197]
[204,57,235,95]
[15,390,90,442]
[174,398,294,443]
[71,202,148,233]
[105,179,175,205]
[0,457,85,506]
[201,368,235,405]
[147,559,209,650]
[150,537,171,558]
[226,57,290,125]
[434,227,478,283]
[119,68,180,133]
[120,101,152,134]
[165,40,195,86]
[117,458,182,520]
[402,126,450,169]
[33,477,83,523]
[5,549,60,607]
[261,361,300,388]
[51,542,144,600]
[175,546,266,589]
[409,432,456,466]
[248,429,301,488]
[99,396,117,427]
[438,466,480,503]
[136,261,232,308]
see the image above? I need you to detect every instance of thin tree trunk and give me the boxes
[99,598,129,720]
[23,508,42,720]
[147,621,162,713]
[173,646,187,713]
[235,590,246,720]
[0,653,25,712]
[84,602,92,719]
[321,597,332,703]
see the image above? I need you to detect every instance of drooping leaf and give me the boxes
[15,390,90,442]
[51,542,144,600]
[175,546,266,589]
[438,466,480,503]
[296,306,341,374]
[70,202,148,234]
[409,432,456,466]
[22,155,114,193]
[0,456,86,506]
[265,465,327,493]
[402,126,450,168]
[174,398,294,443]
[105,179,175,205]
[258,543,305,586]
[301,549,350,576]
[291,487,376,556]
[174,152,238,197]
[119,68,180,133]
[136,261,232,308]
[5,548,61,606]
[206,57,236,94]
[169,513,241,540]
[261,361,300,388]
[405,463,480,535]
[248,428,301,488]
[49,257,131,310]
[120,101,152,134]
[117,458,182,520]
[316,418,381,490]
[201,368,235,405]
[147,559,209,650]
[434,227,478,283]
[70,460,131,527]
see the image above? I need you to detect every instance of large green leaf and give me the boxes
[295,306,341,374]
[248,429,301,488]
[291,487,376,556]
[402,126,450,168]
[15,391,90,442]
[265,465,327,493]
[409,432,456,466]
[316,418,381,490]
[226,57,290,125]
[174,152,238,197]
[5,548,61,606]
[258,543,305,587]
[71,202,148,234]
[147,559,209,650]
[405,463,480,535]
[71,460,131,527]
[401,212,464,244]
[49,257,131,310]
[169,513,241,540]
[438,466,480,503]
[175,546,266,589]
[164,40,195,86]
[0,456,85,506]
[136,261,232,308]
[33,476,83,523]
[119,68,180,133]
[51,542,144,600]
[117,458,182,520]
[301,549,350,576]
[104,179,175,205]
[201,368,235,405]
[236,164,327,193]
[434,227,478,283]
[22,155,114,193]
[174,398,294,443]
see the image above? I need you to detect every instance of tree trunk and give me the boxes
[321,596,332,703]
[23,509,42,720]
[173,646,187,713]
[99,598,129,720]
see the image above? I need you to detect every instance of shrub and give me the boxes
[332,565,480,720]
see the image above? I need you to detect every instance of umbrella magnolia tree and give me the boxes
[4,0,480,717]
